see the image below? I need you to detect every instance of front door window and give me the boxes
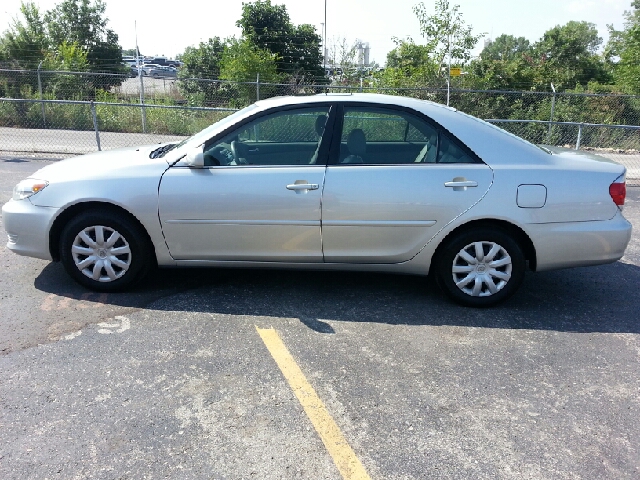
[203,107,331,167]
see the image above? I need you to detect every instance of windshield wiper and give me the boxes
[149,143,177,159]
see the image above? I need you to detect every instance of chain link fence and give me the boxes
[1,68,638,184]
[486,120,640,184]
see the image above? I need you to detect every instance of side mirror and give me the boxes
[184,146,205,167]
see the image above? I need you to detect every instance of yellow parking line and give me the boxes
[256,327,371,480]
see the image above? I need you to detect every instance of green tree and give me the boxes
[122,48,138,57]
[43,41,89,71]
[44,0,125,89]
[179,37,225,79]
[412,0,485,75]
[219,38,281,105]
[533,21,610,89]
[379,37,439,87]
[177,37,227,106]
[237,0,324,81]
[0,3,50,98]
[386,37,434,69]
[374,1,481,92]
[220,38,280,83]
[480,35,531,62]
[287,24,324,81]
[237,0,290,61]
[616,26,640,94]
[470,23,611,92]
[2,0,126,97]
[610,2,640,93]
[0,2,49,69]
[469,35,535,90]
[41,41,92,98]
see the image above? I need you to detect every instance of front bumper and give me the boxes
[2,199,57,261]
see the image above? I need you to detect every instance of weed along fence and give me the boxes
[0,98,236,154]
[1,97,639,185]
[0,67,639,184]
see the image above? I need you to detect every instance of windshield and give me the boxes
[173,104,260,151]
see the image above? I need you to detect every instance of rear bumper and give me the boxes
[528,211,632,271]
[2,199,57,261]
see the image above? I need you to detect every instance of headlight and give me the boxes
[13,179,49,200]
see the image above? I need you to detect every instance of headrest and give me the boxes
[347,129,366,156]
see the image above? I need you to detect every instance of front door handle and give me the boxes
[444,177,478,191]
[286,180,319,194]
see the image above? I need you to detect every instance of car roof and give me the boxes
[254,93,447,111]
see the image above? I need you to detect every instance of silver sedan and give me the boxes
[2,94,632,306]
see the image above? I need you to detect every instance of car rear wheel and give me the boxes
[60,211,150,292]
[435,228,526,307]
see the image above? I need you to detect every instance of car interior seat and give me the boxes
[341,129,366,163]
[415,131,439,163]
[437,135,465,163]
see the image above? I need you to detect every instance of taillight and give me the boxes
[609,175,626,208]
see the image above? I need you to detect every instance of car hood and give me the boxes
[28,144,171,183]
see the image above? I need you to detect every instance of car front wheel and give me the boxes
[436,228,526,307]
[60,211,150,292]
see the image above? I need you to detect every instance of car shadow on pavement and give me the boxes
[33,260,640,334]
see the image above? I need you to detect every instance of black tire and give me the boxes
[60,211,151,292]
[435,228,526,307]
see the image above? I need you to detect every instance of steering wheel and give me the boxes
[203,145,233,166]
[230,140,248,165]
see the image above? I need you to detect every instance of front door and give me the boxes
[159,105,332,262]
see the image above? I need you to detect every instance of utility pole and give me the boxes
[135,21,146,133]
[323,0,327,75]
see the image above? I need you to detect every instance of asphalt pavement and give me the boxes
[0,155,639,479]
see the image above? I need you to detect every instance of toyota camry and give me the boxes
[2,94,632,306]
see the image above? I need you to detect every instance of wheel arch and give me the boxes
[432,218,537,272]
[49,201,156,264]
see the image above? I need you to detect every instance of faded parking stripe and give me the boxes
[257,327,371,480]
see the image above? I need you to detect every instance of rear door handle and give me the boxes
[444,179,478,191]
[444,180,478,188]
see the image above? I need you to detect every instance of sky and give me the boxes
[1,0,635,64]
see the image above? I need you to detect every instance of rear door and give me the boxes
[321,104,493,263]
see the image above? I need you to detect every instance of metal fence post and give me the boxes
[576,123,583,150]
[256,73,260,101]
[90,101,101,151]
[37,61,46,127]
[138,64,147,133]
[546,83,556,144]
